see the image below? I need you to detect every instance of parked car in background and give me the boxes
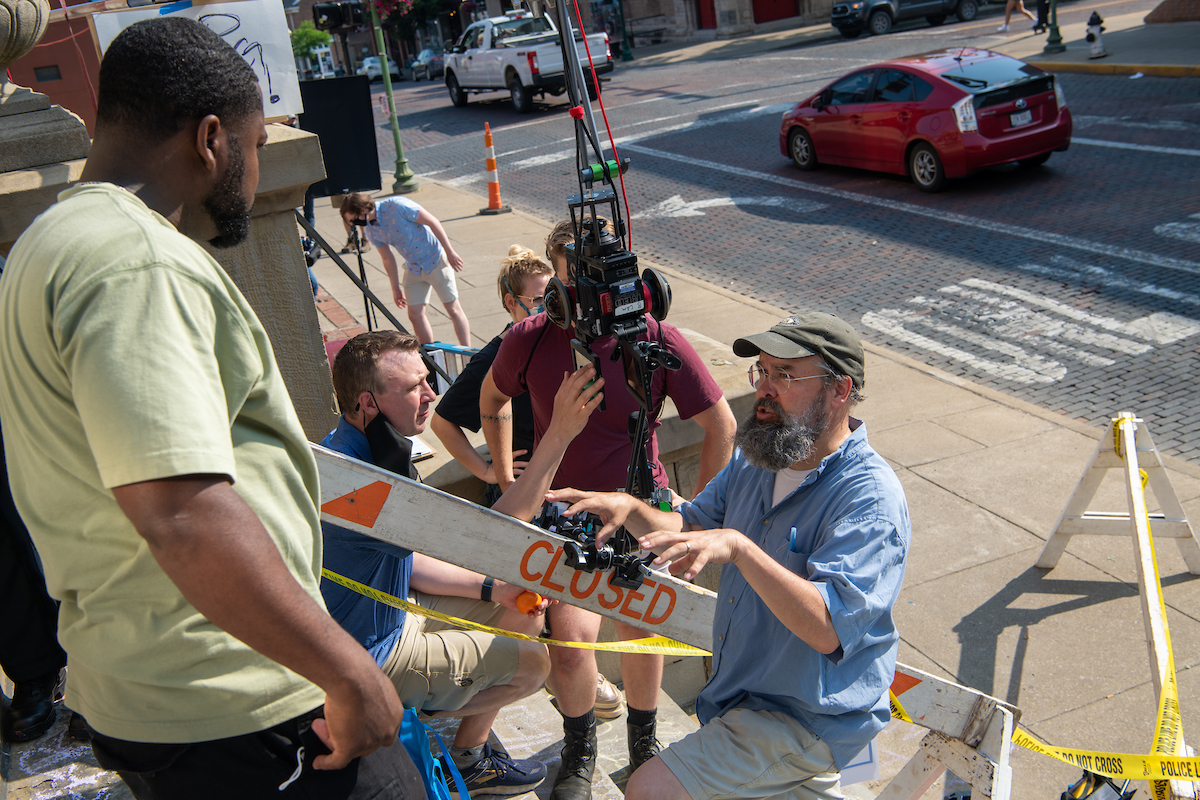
[832,0,979,37]
[357,55,403,81]
[443,10,612,112]
[411,49,445,80]
[780,49,1072,192]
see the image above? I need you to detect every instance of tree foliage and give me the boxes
[381,0,442,32]
[290,21,332,59]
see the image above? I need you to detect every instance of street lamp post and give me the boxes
[1043,0,1066,53]
[616,0,633,61]
[369,2,420,194]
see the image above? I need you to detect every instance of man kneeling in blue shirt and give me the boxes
[549,313,910,800]
[321,330,604,796]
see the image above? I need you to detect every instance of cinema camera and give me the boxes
[534,0,682,591]
[535,504,648,590]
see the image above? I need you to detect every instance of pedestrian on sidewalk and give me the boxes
[340,192,472,346]
[430,245,545,504]
[998,0,1036,31]
[1033,0,1049,33]
[0,18,417,798]
[478,220,738,800]
[549,313,912,800]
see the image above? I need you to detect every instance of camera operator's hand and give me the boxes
[493,579,553,616]
[447,250,465,272]
[542,367,604,446]
[637,528,747,583]
[392,284,408,309]
[544,489,641,545]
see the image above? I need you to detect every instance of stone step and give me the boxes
[0,698,131,800]
[0,679,698,799]
[424,685,700,799]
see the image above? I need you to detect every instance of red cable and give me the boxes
[58,0,97,112]
[32,26,89,48]
[568,0,633,250]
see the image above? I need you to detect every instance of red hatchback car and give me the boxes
[779,49,1073,192]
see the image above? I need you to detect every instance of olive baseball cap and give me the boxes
[733,313,864,390]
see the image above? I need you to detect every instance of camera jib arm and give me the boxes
[535,0,682,589]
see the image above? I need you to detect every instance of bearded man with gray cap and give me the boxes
[548,312,911,800]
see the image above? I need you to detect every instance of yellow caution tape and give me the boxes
[1012,728,1200,783]
[322,569,711,657]
[1007,416,1194,789]
[893,687,1200,783]
[889,690,914,724]
[1118,416,1186,798]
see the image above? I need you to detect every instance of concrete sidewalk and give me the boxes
[614,4,1200,77]
[306,179,1200,800]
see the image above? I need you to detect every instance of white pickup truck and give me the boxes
[443,10,613,113]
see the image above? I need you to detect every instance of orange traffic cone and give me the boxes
[479,122,512,216]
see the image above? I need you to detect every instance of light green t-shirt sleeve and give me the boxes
[55,263,259,489]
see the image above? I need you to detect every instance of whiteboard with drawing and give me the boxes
[92,0,302,119]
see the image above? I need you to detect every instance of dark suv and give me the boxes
[832,0,979,37]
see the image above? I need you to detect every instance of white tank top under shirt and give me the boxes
[772,466,813,508]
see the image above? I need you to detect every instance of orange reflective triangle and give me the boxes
[321,481,392,528]
[890,671,921,696]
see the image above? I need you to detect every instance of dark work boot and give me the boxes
[550,720,597,800]
[627,718,661,771]
[1,670,64,743]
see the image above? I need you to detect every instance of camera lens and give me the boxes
[544,277,573,330]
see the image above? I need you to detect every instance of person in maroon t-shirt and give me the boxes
[479,221,736,800]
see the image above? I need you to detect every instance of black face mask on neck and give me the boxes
[364,405,420,481]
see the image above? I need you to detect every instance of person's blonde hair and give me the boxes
[545,220,575,267]
[497,244,552,312]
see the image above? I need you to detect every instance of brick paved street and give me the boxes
[357,0,1200,462]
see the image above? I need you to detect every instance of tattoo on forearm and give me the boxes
[480,413,512,423]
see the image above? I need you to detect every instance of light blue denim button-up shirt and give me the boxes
[679,419,910,769]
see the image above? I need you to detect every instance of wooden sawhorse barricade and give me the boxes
[315,445,1018,800]
[1040,412,1199,800]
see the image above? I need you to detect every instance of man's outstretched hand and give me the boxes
[637,528,746,582]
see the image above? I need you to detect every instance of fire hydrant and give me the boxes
[1086,11,1108,59]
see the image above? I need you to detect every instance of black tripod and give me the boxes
[347,223,377,332]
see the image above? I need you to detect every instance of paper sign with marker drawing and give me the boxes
[92,0,302,119]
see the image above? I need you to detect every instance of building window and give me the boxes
[34,65,63,82]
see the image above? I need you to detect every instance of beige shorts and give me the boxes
[380,590,520,713]
[658,708,845,800]
[404,254,459,306]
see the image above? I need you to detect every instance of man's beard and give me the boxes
[204,133,252,249]
[735,392,831,472]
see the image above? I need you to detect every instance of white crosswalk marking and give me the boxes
[863,266,1200,386]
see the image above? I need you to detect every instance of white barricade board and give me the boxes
[92,0,301,119]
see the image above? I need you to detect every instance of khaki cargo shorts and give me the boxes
[658,708,845,800]
[381,590,520,713]
[404,253,458,306]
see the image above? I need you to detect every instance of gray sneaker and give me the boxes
[448,744,547,797]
